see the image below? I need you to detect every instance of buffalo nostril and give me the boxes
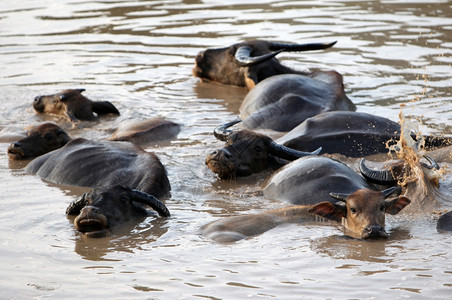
[365,226,383,235]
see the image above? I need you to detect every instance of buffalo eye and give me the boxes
[350,207,357,214]
[59,94,66,101]
[44,134,54,142]
[255,146,263,152]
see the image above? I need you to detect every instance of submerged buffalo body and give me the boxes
[277,111,452,157]
[108,118,181,147]
[7,123,71,160]
[66,185,170,238]
[193,39,337,89]
[240,74,355,132]
[26,138,170,199]
[202,185,409,242]
[33,89,120,122]
[263,156,372,205]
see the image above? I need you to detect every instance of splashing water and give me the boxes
[387,106,446,211]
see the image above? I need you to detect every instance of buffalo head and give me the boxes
[33,89,120,122]
[205,120,321,179]
[309,187,411,239]
[193,40,336,89]
[359,156,441,186]
[7,123,71,160]
[66,185,170,238]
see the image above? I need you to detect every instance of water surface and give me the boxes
[0,0,451,298]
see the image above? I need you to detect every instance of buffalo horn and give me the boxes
[359,158,397,185]
[213,120,242,141]
[330,186,397,203]
[234,46,284,67]
[66,193,89,215]
[129,189,171,217]
[382,186,397,198]
[268,141,321,160]
[329,192,348,202]
[268,41,337,52]
[421,155,439,170]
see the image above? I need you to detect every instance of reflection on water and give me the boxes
[72,217,170,261]
[1,0,452,298]
[311,227,412,263]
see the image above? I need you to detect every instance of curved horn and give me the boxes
[330,192,348,202]
[213,120,242,141]
[268,141,321,160]
[76,88,86,93]
[421,155,440,170]
[129,189,170,217]
[235,46,284,67]
[66,193,89,215]
[268,41,337,52]
[359,159,397,185]
[382,186,397,198]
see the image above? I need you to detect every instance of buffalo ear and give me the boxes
[308,202,346,222]
[385,196,411,215]
[92,101,120,116]
[66,193,89,215]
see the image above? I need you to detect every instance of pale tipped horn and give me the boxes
[329,192,348,202]
[234,46,284,67]
[213,120,242,141]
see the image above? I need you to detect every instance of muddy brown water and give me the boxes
[1,1,452,298]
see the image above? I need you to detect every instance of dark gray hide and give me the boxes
[263,156,373,205]
[277,111,400,157]
[276,111,452,157]
[437,211,452,233]
[26,138,170,199]
[239,73,356,132]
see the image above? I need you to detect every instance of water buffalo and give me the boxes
[239,74,356,131]
[25,138,170,199]
[66,185,170,238]
[207,116,452,179]
[202,186,410,242]
[193,39,337,89]
[33,89,120,123]
[205,120,322,179]
[277,111,452,157]
[7,123,71,160]
[7,118,181,160]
